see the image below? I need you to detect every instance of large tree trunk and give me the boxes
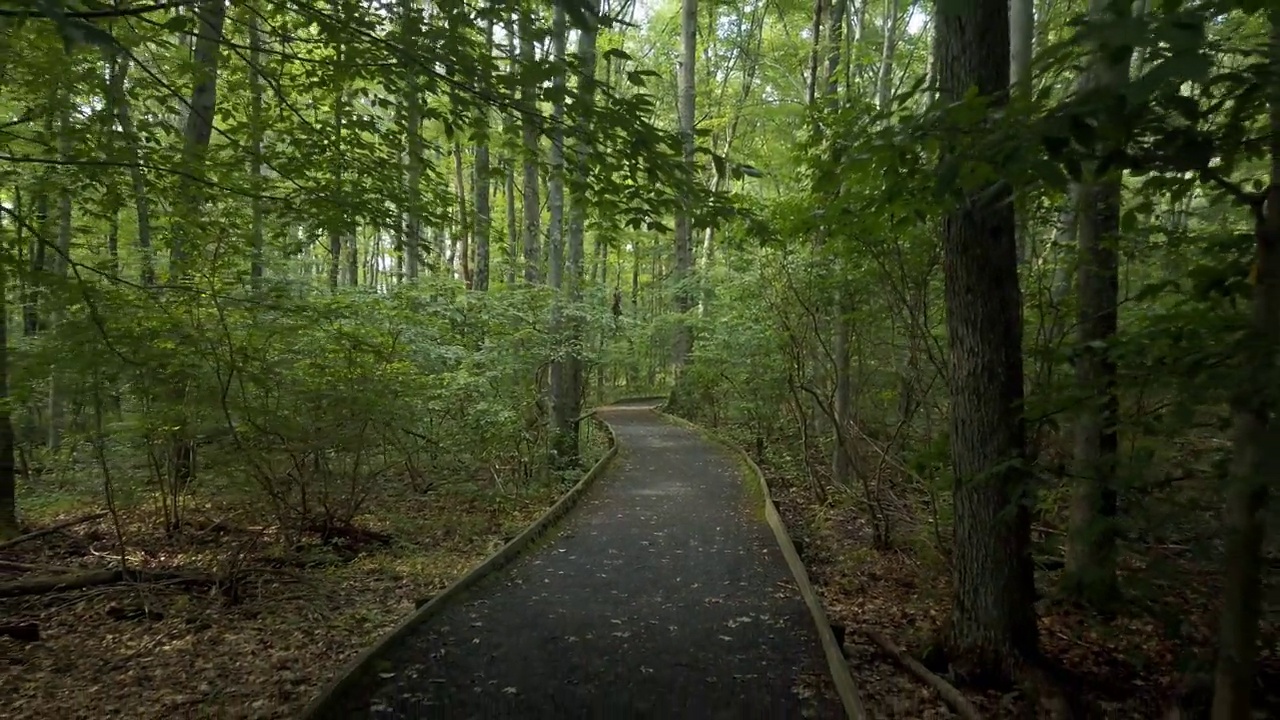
[1210,12,1280,719]
[935,0,1039,681]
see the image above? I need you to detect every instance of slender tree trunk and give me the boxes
[562,0,601,465]
[670,0,697,400]
[168,0,227,495]
[828,0,855,488]
[875,0,899,110]
[402,0,423,282]
[0,208,16,539]
[47,92,74,452]
[505,159,518,285]
[520,7,542,284]
[452,142,471,286]
[1062,0,1138,610]
[935,0,1039,681]
[1010,0,1033,264]
[171,0,226,280]
[1210,13,1280,719]
[326,0,346,292]
[473,21,494,292]
[548,0,572,466]
[248,10,265,287]
[106,55,155,286]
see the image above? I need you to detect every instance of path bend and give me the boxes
[343,402,842,719]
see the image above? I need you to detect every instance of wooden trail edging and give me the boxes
[657,408,869,720]
[299,414,618,720]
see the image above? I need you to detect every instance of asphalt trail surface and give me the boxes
[342,403,841,719]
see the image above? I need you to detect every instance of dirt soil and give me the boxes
[332,404,843,719]
[0,481,567,719]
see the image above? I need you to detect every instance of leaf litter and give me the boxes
[0,482,565,720]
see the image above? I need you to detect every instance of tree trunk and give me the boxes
[0,208,16,540]
[402,0,423,282]
[452,142,471,286]
[171,0,226,280]
[1210,12,1280,718]
[170,0,227,491]
[1062,0,1138,610]
[935,0,1039,681]
[473,20,494,292]
[875,0,899,111]
[505,159,518,285]
[548,0,571,466]
[105,55,154,286]
[670,0,697,398]
[248,9,265,287]
[49,93,72,452]
[562,0,601,465]
[1010,0,1033,264]
[520,7,542,284]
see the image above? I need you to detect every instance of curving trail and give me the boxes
[341,401,842,719]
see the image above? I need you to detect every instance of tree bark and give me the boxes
[520,7,542,284]
[473,19,494,292]
[548,0,572,466]
[670,0,697,396]
[935,0,1039,681]
[1062,0,1138,610]
[1210,12,1280,719]
[562,0,601,465]
[402,0,423,282]
[248,9,265,287]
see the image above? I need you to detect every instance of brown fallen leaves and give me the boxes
[0,483,564,720]
[766,473,1280,720]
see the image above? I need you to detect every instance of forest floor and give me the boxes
[0,475,576,719]
[763,457,1280,719]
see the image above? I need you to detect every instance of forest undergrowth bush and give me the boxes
[1,273,618,718]
[665,214,1280,716]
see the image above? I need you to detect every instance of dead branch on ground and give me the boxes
[860,628,984,720]
[0,512,107,551]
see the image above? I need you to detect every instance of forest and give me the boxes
[0,0,1277,716]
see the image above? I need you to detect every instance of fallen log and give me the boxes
[0,569,121,597]
[0,622,39,642]
[0,567,219,598]
[0,559,81,574]
[0,512,106,551]
[860,629,984,720]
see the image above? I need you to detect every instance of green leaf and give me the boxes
[603,47,633,63]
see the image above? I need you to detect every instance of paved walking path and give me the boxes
[344,402,842,719]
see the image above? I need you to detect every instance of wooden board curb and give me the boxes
[298,414,619,720]
[656,408,869,720]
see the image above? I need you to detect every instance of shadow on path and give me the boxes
[344,404,841,719]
